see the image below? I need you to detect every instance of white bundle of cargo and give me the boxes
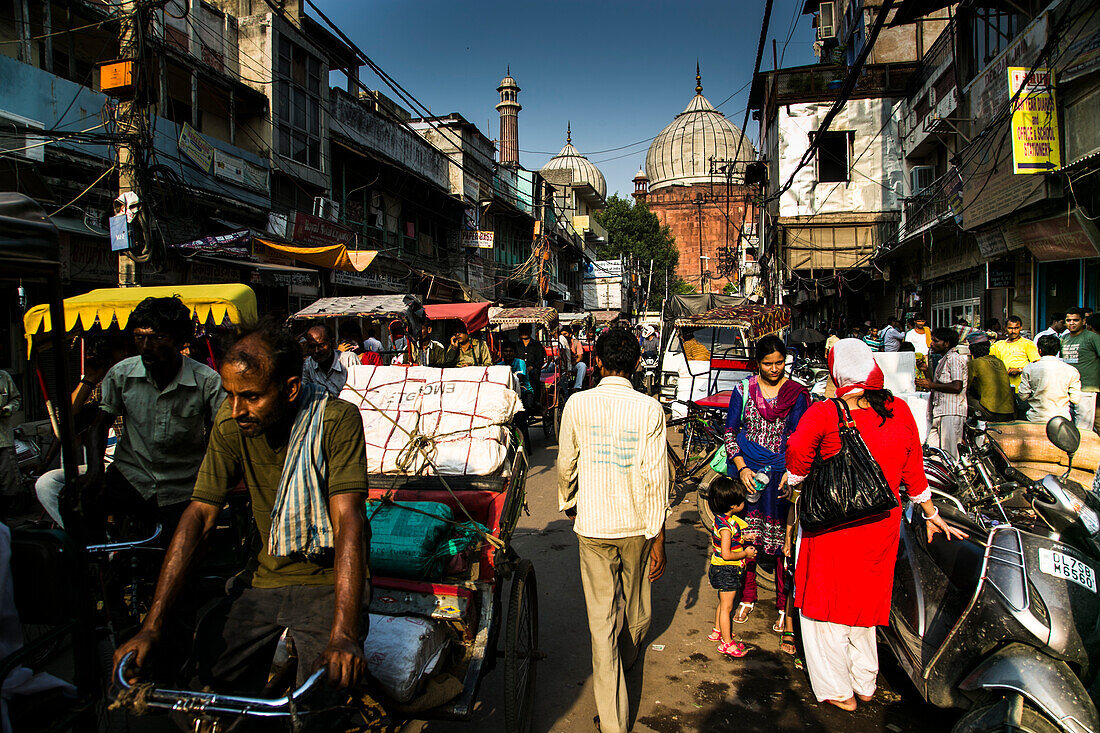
[341,365,521,475]
[362,613,450,703]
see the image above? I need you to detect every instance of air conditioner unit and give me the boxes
[313,196,340,222]
[0,110,45,163]
[910,166,935,195]
[817,1,836,40]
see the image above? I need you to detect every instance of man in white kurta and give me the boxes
[558,329,668,733]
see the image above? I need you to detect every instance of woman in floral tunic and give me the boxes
[724,335,810,627]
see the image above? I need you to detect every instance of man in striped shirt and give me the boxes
[558,329,668,733]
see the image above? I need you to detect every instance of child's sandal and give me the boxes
[718,640,749,658]
[707,628,722,642]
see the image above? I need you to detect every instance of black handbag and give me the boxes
[799,398,899,531]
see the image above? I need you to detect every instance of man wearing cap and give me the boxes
[966,333,1015,422]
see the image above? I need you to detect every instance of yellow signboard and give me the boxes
[1008,66,1060,174]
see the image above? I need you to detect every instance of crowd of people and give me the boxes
[824,310,1100,461]
[9,293,1088,728]
[557,328,969,730]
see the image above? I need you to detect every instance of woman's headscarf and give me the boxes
[828,338,884,398]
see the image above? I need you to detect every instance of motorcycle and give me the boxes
[640,353,660,395]
[791,359,828,400]
[882,416,1100,733]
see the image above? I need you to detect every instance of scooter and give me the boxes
[883,417,1100,733]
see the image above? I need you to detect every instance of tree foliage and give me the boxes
[594,195,687,310]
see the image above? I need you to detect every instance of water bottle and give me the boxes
[746,466,770,503]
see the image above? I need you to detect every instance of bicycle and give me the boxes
[665,399,727,508]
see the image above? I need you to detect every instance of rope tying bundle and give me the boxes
[345,384,508,552]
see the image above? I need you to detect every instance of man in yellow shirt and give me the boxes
[680,328,712,362]
[990,315,1040,389]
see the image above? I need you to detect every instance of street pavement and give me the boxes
[413,433,961,733]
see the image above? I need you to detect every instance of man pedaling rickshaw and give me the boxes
[79,296,225,539]
[114,318,370,693]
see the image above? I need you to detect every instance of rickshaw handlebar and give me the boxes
[114,652,327,717]
[86,524,164,554]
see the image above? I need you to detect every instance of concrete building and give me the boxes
[539,124,608,304]
[876,0,1100,333]
[749,61,913,325]
[0,0,272,370]
[635,67,758,295]
[410,73,591,310]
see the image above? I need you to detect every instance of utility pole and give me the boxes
[116,0,140,287]
[643,258,654,315]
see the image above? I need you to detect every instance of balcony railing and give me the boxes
[901,173,958,239]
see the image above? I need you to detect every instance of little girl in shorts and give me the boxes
[707,476,757,658]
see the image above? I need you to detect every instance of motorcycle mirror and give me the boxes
[1046,416,1081,458]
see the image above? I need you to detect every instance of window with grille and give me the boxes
[276,35,322,170]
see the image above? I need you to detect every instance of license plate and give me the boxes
[1038,548,1097,593]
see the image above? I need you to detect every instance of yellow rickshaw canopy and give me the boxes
[23,284,258,352]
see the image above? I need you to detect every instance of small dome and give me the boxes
[645,76,755,191]
[541,128,607,200]
[498,67,519,91]
[634,168,648,180]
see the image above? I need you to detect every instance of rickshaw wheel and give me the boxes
[696,468,720,530]
[504,559,539,733]
[543,405,556,440]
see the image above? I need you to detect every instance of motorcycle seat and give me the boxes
[922,504,986,591]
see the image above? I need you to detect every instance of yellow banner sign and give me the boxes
[1008,67,1060,174]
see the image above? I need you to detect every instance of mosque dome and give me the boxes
[645,67,755,191]
[540,124,607,200]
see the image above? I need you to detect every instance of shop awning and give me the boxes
[255,238,378,273]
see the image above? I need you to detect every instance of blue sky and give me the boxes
[315,0,818,197]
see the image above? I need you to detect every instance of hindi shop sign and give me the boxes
[178,122,214,172]
[1008,67,1060,174]
[291,211,356,248]
[461,231,494,249]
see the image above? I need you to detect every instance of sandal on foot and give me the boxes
[734,602,754,623]
[780,631,797,656]
[718,640,749,658]
[707,628,722,642]
[772,610,787,633]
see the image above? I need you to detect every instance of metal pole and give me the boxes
[644,258,654,314]
[117,0,139,287]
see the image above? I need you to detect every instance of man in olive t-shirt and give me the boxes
[1062,308,1100,390]
[1062,308,1100,431]
[114,323,370,692]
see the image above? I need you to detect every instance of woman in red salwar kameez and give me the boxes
[784,338,965,711]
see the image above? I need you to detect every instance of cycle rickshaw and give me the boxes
[489,306,560,440]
